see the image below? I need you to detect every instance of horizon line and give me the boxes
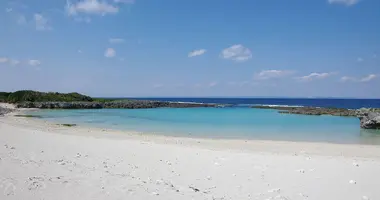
[96,96,380,100]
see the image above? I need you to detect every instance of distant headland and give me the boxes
[0,90,221,109]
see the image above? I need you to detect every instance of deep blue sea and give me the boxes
[130,98,380,109]
[29,98,380,145]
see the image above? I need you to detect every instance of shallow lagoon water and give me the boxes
[29,107,380,145]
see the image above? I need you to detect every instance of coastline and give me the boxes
[1,111,380,199]
[3,109,380,157]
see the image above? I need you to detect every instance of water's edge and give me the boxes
[25,107,380,145]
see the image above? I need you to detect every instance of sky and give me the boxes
[0,0,379,98]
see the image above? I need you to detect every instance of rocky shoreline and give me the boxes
[251,105,358,117]
[15,100,223,109]
[252,105,380,129]
[0,107,13,116]
[0,103,15,116]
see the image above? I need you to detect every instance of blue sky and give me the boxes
[0,0,379,98]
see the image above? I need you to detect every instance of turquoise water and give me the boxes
[29,108,380,145]
[30,108,380,144]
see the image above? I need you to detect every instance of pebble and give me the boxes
[297,169,305,173]
[362,196,369,200]
[349,180,356,184]
[299,193,308,198]
[268,188,281,193]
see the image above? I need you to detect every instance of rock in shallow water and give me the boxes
[253,106,380,130]
[356,109,380,129]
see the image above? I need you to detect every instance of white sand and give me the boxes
[1,114,380,200]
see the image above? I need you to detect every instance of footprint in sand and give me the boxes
[1,179,17,196]
[26,177,46,191]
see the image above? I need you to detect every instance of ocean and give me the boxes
[29,98,380,145]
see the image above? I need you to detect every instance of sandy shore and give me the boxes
[1,114,380,200]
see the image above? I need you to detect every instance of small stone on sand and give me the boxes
[349,180,356,184]
[268,188,281,193]
[297,169,305,173]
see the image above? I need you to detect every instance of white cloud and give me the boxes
[254,70,294,80]
[341,74,377,82]
[357,57,363,62]
[109,38,125,44]
[360,74,377,82]
[34,14,52,31]
[66,0,119,16]
[0,57,43,67]
[28,60,41,66]
[220,44,252,62]
[297,72,333,81]
[114,0,135,3]
[0,57,9,63]
[104,48,116,58]
[328,0,360,6]
[208,81,218,87]
[188,49,206,57]
[340,76,357,82]
[10,59,20,65]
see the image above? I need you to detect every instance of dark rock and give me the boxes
[356,108,380,129]
[14,114,43,118]
[0,107,14,116]
[253,105,380,129]
[16,102,103,109]
[16,100,222,109]
[58,124,77,127]
[252,105,357,117]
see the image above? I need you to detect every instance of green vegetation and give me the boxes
[92,98,120,103]
[14,114,43,118]
[0,90,132,103]
[0,90,93,103]
[0,92,11,102]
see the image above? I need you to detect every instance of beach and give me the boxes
[1,113,380,200]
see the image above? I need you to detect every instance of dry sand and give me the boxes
[1,113,380,200]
